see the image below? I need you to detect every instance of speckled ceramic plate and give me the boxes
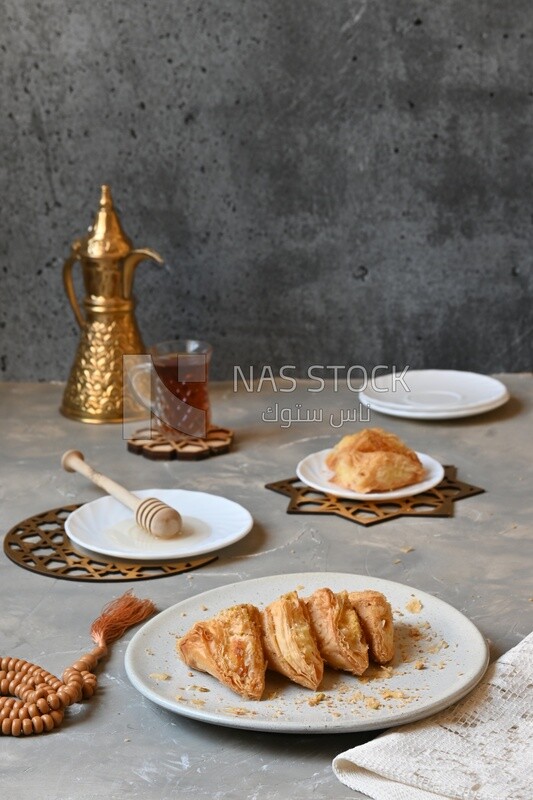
[64,489,253,560]
[124,572,489,734]
[296,449,444,501]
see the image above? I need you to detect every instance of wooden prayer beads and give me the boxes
[0,647,103,736]
[0,591,155,736]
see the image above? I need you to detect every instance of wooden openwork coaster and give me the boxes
[3,505,217,582]
[265,466,484,527]
[127,425,234,461]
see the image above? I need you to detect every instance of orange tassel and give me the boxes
[0,591,157,736]
[90,590,157,647]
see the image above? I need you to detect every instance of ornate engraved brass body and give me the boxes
[61,186,163,423]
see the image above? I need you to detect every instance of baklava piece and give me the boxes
[261,591,324,690]
[177,603,266,700]
[348,590,395,664]
[305,588,369,676]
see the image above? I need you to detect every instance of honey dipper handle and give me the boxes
[61,450,142,514]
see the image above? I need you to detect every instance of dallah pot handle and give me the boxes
[63,253,85,328]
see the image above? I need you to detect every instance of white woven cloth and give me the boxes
[333,632,532,800]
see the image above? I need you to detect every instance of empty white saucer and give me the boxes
[360,370,509,420]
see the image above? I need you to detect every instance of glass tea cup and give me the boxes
[127,340,212,439]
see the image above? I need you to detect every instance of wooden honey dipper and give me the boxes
[61,449,182,539]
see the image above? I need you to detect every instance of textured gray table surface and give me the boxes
[1,377,532,800]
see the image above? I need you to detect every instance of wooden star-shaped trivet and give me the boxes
[265,466,484,527]
[127,425,234,461]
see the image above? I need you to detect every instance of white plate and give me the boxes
[65,489,253,560]
[360,370,509,418]
[361,398,509,420]
[124,572,489,734]
[296,449,444,501]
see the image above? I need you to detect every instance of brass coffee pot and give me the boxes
[60,185,163,423]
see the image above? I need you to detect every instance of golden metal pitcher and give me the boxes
[60,185,163,423]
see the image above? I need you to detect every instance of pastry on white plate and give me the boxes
[177,603,266,700]
[326,427,424,492]
[348,590,395,664]
[261,590,324,690]
[305,588,369,676]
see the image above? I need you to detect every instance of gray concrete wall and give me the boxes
[1,0,532,381]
